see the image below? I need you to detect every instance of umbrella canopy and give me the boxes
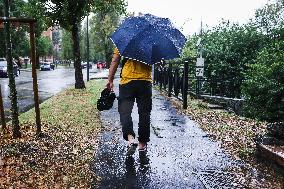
[110,14,187,65]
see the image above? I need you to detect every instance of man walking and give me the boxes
[106,48,152,155]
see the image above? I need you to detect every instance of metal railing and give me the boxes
[154,60,189,109]
[190,76,242,99]
[154,59,244,114]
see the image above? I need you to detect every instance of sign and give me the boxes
[196,67,204,77]
[196,57,204,67]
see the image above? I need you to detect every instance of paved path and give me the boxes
[90,77,264,189]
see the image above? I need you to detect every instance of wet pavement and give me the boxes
[0,66,98,119]
[90,78,254,189]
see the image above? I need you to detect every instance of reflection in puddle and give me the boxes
[138,152,151,174]
[124,152,151,189]
[125,156,137,188]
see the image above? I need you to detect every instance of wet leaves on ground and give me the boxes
[0,80,106,188]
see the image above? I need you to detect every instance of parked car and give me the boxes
[0,58,20,78]
[81,62,92,69]
[96,62,106,69]
[40,62,55,71]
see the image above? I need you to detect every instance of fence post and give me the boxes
[162,69,165,89]
[183,60,189,109]
[168,63,172,97]
[152,65,157,85]
[174,68,179,96]
[159,68,163,90]
[155,67,159,85]
[210,76,216,96]
[196,77,201,98]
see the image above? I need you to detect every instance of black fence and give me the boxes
[154,60,189,109]
[154,59,244,113]
[188,77,242,98]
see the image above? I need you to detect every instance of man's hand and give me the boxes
[106,81,114,91]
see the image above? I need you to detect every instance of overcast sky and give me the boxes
[127,0,269,36]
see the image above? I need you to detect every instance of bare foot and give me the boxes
[138,142,147,151]
[127,134,135,146]
[126,135,137,156]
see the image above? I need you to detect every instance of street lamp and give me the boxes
[86,5,90,81]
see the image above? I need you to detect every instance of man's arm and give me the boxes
[106,53,120,90]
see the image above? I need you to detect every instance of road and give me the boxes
[0,66,95,119]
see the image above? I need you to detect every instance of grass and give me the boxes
[21,64,32,69]
[0,79,106,188]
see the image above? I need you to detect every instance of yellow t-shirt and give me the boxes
[114,48,152,85]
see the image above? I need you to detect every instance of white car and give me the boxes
[40,62,55,71]
[0,58,20,78]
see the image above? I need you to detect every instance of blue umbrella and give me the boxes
[110,14,187,65]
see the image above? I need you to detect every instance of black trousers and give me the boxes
[118,80,152,143]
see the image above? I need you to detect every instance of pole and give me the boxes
[168,63,172,97]
[0,84,6,131]
[183,60,189,109]
[86,13,90,81]
[4,0,21,138]
[30,22,41,135]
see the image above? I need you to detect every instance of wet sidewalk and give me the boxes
[90,78,260,189]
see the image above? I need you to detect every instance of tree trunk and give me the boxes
[36,54,40,69]
[4,0,21,138]
[71,23,85,89]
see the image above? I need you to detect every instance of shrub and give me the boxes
[242,41,284,122]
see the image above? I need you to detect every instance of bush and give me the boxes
[242,41,284,122]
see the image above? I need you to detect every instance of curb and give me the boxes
[19,69,32,72]
[258,143,284,169]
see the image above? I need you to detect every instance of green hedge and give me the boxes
[242,41,284,122]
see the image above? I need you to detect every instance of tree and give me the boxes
[42,0,92,88]
[61,29,73,61]
[2,0,24,138]
[90,11,121,68]
[181,34,198,59]
[40,0,126,88]
[37,36,53,60]
[242,42,284,122]
[0,0,30,58]
[242,0,284,122]
[24,0,49,69]
[254,0,284,34]
[193,21,265,98]
[52,27,60,62]
[90,0,126,67]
